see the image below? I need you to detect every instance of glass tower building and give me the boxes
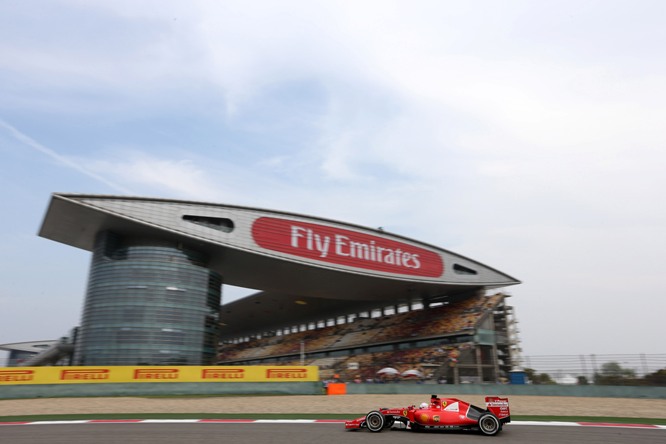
[73,231,222,365]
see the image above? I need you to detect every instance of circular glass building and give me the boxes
[73,231,221,365]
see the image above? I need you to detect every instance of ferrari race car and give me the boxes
[344,394,510,436]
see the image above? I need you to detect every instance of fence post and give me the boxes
[579,354,588,381]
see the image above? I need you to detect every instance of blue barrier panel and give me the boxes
[509,371,527,385]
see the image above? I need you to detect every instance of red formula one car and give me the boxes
[345,394,510,436]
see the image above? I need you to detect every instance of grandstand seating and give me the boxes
[217,292,508,382]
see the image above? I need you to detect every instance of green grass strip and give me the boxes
[0,413,664,425]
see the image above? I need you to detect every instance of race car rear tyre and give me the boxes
[365,411,386,432]
[478,413,501,436]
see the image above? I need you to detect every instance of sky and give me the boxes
[1,1,665,362]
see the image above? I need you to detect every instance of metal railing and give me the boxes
[520,354,666,384]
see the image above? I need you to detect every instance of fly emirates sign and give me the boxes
[252,217,444,278]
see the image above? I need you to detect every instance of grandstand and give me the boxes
[13,194,520,369]
[217,290,521,384]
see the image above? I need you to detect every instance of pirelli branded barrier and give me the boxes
[0,366,319,385]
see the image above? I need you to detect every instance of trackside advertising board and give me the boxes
[0,366,318,385]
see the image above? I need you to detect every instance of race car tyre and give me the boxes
[410,422,423,433]
[477,413,501,436]
[383,416,395,429]
[365,411,386,433]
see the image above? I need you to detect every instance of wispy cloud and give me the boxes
[84,151,220,201]
[0,119,135,194]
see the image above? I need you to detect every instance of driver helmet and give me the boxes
[419,402,428,409]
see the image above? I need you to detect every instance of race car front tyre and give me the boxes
[477,413,501,436]
[365,411,385,432]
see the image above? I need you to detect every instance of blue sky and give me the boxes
[1,1,665,361]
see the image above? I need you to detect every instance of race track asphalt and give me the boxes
[1,422,664,444]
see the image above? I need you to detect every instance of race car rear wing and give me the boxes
[485,396,510,423]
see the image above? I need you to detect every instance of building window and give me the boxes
[453,263,478,275]
[183,215,234,232]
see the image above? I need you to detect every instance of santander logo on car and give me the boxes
[251,217,444,278]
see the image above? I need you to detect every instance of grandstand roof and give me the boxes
[0,340,58,353]
[40,193,520,338]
